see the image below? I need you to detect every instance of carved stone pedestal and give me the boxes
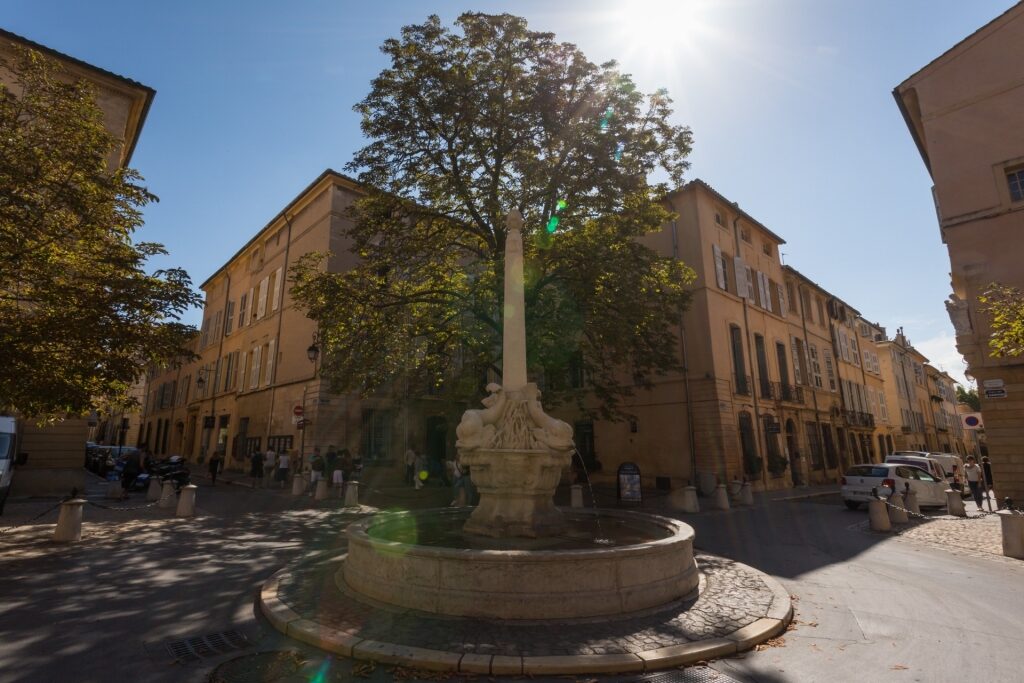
[461,448,571,537]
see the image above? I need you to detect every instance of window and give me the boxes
[714,211,723,226]
[268,435,293,454]
[238,293,248,327]
[264,339,276,386]
[785,282,796,316]
[224,300,235,336]
[249,247,263,272]
[816,297,826,327]
[762,241,772,256]
[755,334,771,398]
[712,244,729,291]
[730,325,748,394]
[1008,168,1024,202]
[271,267,284,311]
[756,271,771,311]
[823,348,837,391]
[776,342,790,385]
[740,225,751,243]
[734,257,748,298]
[808,344,823,388]
[791,337,806,385]
[249,345,262,389]
[248,286,257,323]
[801,289,813,324]
[256,277,269,319]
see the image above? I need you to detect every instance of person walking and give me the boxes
[964,456,985,510]
[120,449,141,499]
[276,450,291,488]
[208,452,223,486]
[981,456,994,498]
[404,447,416,486]
[263,448,277,488]
[250,448,264,487]
[309,449,325,496]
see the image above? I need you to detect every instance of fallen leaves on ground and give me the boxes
[755,636,786,651]
[891,664,909,670]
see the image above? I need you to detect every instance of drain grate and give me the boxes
[632,667,742,683]
[164,630,250,664]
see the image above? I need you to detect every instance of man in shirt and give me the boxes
[276,450,291,488]
[964,456,984,510]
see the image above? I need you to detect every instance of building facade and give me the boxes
[2,29,155,496]
[894,2,1024,501]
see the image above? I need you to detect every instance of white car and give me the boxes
[841,463,948,510]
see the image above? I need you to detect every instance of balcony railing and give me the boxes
[734,374,752,396]
[844,410,876,429]
[758,378,774,400]
[775,382,805,404]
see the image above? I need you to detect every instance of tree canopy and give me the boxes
[291,13,695,419]
[956,385,980,411]
[0,47,200,419]
[979,282,1024,359]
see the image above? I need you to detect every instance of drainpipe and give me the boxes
[266,212,295,448]
[670,220,699,485]
[732,206,766,488]
[206,273,231,463]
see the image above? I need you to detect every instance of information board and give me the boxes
[617,462,642,503]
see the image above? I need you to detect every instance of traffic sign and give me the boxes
[293,405,304,416]
[961,413,984,430]
[296,418,311,430]
[984,388,1007,399]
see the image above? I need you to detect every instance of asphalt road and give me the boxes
[0,477,1020,683]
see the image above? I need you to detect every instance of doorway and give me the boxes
[786,419,802,485]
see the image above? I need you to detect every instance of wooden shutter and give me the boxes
[712,244,729,290]
[791,338,803,385]
[734,257,747,298]
[256,278,269,319]
[271,267,284,311]
[779,281,788,317]
[264,339,276,386]
[250,346,262,389]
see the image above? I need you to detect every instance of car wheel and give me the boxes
[844,500,861,510]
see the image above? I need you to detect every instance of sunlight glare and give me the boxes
[608,0,719,75]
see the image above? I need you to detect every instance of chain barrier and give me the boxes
[0,497,67,536]
[84,498,161,512]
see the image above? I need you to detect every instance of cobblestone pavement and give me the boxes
[275,551,779,657]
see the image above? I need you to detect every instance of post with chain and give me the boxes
[868,487,891,532]
[998,497,1024,559]
[53,498,86,543]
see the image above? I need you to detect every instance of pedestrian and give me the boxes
[276,449,291,488]
[263,448,277,488]
[982,456,994,497]
[208,451,223,486]
[250,448,264,487]
[325,446,338,482]
[404,446,416,486]
[413,450,427,490]
[964,455,984,509]
[120,449,141,499]
[339,447,352,482]
[309,449,325,495]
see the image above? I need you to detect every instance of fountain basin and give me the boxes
[342,508,699,620]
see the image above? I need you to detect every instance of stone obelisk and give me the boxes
[455,210,575,537]
[502,209,528,392]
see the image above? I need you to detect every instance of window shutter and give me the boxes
[779,281,788,317]
[734,257,747,298]
[247,287,255,324]
[239,293,248,327]
[271,267,283,311]
[791,338,803,385]
[264,339,276,386]
[238,352,248,393]
[256,278,269,319]
[225,300,235,335]
[712,245,726,289]
[250,346,262,389]
[745,266,755,303]
[823,348,837,391]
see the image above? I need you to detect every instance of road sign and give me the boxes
[982,379,1004,389]
[961,413,984,430]
[984,388,1008,400]
[293,405,304,416]
[296,418,311,430]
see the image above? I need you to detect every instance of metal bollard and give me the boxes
[146,477,162,502]
[314,478,329,501]
[291,474,305,496]
[740,481,754,506]
[53,498,86,542]
[905,490,921,516]
[868,498,892,532]
[570,484,584,508]
[344,481,360,507]
[712,484,731,511]
[158,480,176,509]
[175,484,197,517]
[888,492,909,524]
[946,489,966,517]
[998,510,1024,559]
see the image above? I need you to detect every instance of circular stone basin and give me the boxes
[342,508,698,620]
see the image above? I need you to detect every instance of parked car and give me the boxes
[841,463,948,510]
[884,454,947,484]
[887,452,966,494]
[925,452,967,490]
[1,416,26,515]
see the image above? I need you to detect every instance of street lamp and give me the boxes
[307,342,320,364]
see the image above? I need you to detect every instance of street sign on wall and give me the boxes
[984,388,1007,400]
[961,413,984,430]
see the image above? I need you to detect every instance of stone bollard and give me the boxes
[570,484,584,508]
[53,498,86,542]
[106,480,124,499]
[740,482,754,506]
[888,493,909,524]
[712,484,731,511]
[291,474,305,496]
[905,490,921,516]
[671,486,700,513]
[728,479,743,501]
[344,481,360,507]
[868,498,891,532]
[176,484,197,517]
[158,480,177,509]
[946,489,966,517]
[146,477,162,502]
[314,478,329,501]
[998,511,1024,559]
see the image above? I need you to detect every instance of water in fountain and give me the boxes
[572,447,612,544]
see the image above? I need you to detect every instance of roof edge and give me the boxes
[671,179,788,245]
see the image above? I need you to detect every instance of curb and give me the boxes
[258,557,793,675]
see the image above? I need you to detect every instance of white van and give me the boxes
[1,416,23,515]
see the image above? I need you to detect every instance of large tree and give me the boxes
[979,282,1024,359]
[0,47,200,419]
[292,13,695,419]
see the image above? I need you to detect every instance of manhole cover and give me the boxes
[164,629,250,663]
[209,650,305,683]
[633,667,742,683]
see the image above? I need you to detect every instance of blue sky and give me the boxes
[4,0,1014,386]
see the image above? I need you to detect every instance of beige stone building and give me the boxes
[2,29,155,495]
[894,2,1024,501]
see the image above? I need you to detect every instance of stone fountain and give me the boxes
[341,210,699,619]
